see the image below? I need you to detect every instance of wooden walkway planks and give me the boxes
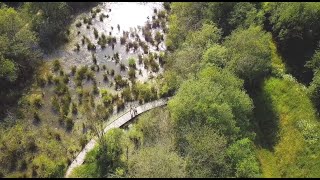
[65,97,170,177]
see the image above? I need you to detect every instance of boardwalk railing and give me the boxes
[65,97,171,177]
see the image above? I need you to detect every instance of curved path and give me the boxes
[65,97,171,177]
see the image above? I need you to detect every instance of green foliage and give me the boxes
[128,68,136,80]
[202,44,227,68]
[52,59,61,72]
[132,82,158,103]
[114,75,128,89]
[257,77,320,177]
[168,66,253,140]
[128,145,186,178]
[184,126,230,177]
[223,25,272,88]
[228,2,264,30]
[0,56,17,82]
[25,2,71,49]
[128,58,136,68]
[31,154,66,178]
[227,138,261,178]
[100,89,112,106]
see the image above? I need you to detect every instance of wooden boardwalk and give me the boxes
[65,97,170,177]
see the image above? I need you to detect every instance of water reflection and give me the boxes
[46,2,165,84]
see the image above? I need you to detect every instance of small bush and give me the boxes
[76,87,83,99]
[71,66,77,76]
[116,99,125,112]
[92,54,97,64]
[121,87,132,102]
[47,73,53,84]
[128,58,136,68]
[51,96,59,112]
[30,94,43,108]
[155,31,162,42]
[133,41,139,51]
[101,89,113,106]
[66,116,74,131]
[120,36,126,45]
[99,14,104,21]
[92,83,99,95]
[150,59,159,72]
[37,76,47,87]
[76,21,82,28]
[86,70,95,81]
[53,59,61,72]
[103,73,109,82]
[102,64,107,70]
[83,17,88,24]
[92,12,97,19]
[114,75,128,89]
[128,68,136,79]
[120,63,126,71]
[34,111,40,123]
[87,42,96,51]
[93,28,99,39]
[138,54,143,64]
[63,75,69,84]
[72,102,78,115]
[110,69,115,76]
[76,43,80,51]
[158,10,166,19]
[59,69,64,76]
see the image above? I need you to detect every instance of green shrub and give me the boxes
[92,54,97,64]
[51,96,60,112]
[138,54,143,64]
[92,83,99,95]
[86,70,95,81]
[34,111,40,123]
[128,68,136,79]
[101,89,113,106]
[120,63,126,71]
[53,59,61,72]
[103,73,108,82]
[54,81,68,96]
[128,58,136,68]
[150,59,159,72]
[120,36,126,45]
[116,99,125,112]
[37,76,47,87]
[59,69,64,76]
[99,14,104,21]
[47,73,54,84]
[76,43,80,51]
[72,102,78,115]
[63,74,69,84]
[83,17,88,24]
[76,21,82,28]
[29,94,43,108]
[71,66,77,76]
[121,87,132,102]
[158,10,166,19]
[66,116,74,130]
[114,75,128,89]
[93,28,99,39]
[110,69,115,76]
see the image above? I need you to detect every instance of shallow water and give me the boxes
[45,2,165,83]
[40,2,167,131]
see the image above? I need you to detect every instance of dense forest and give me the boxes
[1,2,320,178]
